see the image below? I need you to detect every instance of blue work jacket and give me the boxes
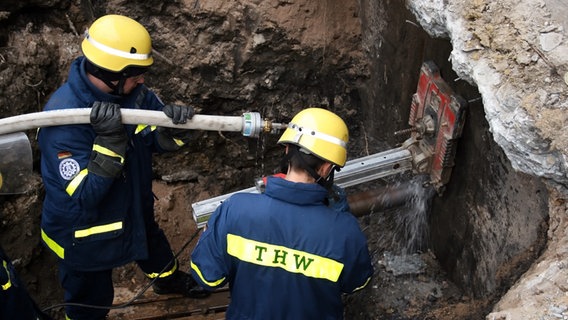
[38,56,168,271]
[191,176,374,319]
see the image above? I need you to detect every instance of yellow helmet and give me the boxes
[81,15,153,72]
[278,108,349,167]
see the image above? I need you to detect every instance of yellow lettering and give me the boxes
[227,233,344,282]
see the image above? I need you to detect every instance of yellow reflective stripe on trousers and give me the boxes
[145,259,177,279]
[93,144,125,163]
[41,229,64,259]
[227,234,344,282]
[74,221,123,238]
[1,260,12,290]
[190,260,226,287]
[66,168,88,196]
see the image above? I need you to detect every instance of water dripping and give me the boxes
[371,175,437,276]
[394,175,436,254]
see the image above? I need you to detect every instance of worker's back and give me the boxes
[191,176,373,319]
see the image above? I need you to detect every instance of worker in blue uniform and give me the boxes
[190,107,374,319]
[0,245,52,319]
[38,14,208,320]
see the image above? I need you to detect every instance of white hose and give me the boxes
[0,108,252,136]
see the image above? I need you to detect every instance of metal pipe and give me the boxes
[347,182,417,217]
[191,149,415,228]
[0,109,284,138]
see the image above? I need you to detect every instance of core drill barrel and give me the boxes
[347,182,416,217]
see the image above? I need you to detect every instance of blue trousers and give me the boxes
[58,226,176,320]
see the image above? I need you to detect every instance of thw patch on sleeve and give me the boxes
[59,158,80,180]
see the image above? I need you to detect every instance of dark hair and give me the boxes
[281,144,337,191]
[286,144,325,173]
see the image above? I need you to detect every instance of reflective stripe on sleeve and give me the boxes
[134,124,157,134]
[41,229,64,259]
[352,276,371,292]
[173,138,185,147]
[1,260,12,290]
[93,144,125,164]
[226,233,344,282]
[74,221,123,238]
[66,168,88,196]
[190,260,225,287]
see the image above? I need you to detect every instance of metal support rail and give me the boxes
[191,147,413,228]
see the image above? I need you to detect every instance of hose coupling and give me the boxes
[241,112,287,137]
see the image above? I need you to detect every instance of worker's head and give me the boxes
[81,14,153,95]
[278,108,349,188]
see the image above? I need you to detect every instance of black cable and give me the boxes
[41,227,202,313]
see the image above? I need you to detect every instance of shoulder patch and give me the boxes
[59,158,81,180]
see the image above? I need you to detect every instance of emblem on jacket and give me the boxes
[59,158,80,180]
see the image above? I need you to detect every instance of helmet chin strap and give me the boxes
[84,60,127,95]
[100,78,121,95]
[317,168,336,191]
[116,78,127,95]
[97,75,126,95]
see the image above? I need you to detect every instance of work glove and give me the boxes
[87,101,128,178]
[162,104,195,124]
[157,104,195,151]
[327,184,351,213]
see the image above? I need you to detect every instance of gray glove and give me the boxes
[162,104,195,124]
[87,101,128,177]
[157,104,195,151]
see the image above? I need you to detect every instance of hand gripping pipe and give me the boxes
[0,108,286,138]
